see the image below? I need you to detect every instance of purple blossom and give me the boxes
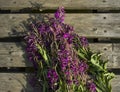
[73,79,79,86]
[59,44,65,50]
[67,35,73,44]
[53,22,58,30]
[80,37,89,47]
[47,69,58,89]
[67,25,74,32]
[58,49,70,57]
[64,70,73,85]
[54,7,65,23]
[79,61,88,73]
[63,33,70,38]
[64,24,74,32]
[70,63,78,73]
[88,82,96,92]
[66,79,72,85]
[58,50,70,71]
[63,33,73,44]
[38,24,46,33]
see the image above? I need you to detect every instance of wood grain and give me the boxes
[0,73,36,92]
[0,14,120,38]
[0,73,119,92]
[0,0,120,10]
[111,75,120,92]
[0,42,32,67]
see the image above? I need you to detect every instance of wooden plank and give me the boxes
[0,73,119,92]
[0,73,41,92]
[65,14,120,38]
[0,54,32,67]
[0,14,120,38]
[111,75,120,92]
[0,73,30,92]
[0,42,32,67]
[0,0,120,10]
[0,42,120,68]
[0,14,29,38]
[112,43,120,68]
[0,42,24,52]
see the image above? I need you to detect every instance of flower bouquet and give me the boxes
[25,7,114,92]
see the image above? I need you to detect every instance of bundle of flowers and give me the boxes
[25,7,114,92]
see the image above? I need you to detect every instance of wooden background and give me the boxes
[0,0,120,92]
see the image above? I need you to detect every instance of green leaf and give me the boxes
[36,44,50,65]
[96,87,102,92]
[90,54,106,72]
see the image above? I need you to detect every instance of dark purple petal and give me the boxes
[54,7,65,23]
[79,61,88,73]
[80,37,89,47]
[47,69,58,89]
[88,82,96,92]
[63,33,70,38]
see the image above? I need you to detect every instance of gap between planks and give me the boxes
[0,0,120,11]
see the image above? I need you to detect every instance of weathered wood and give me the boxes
[112,43,120,68]
[0,14,29,38]
[0,73,36,92]
[0,73,119,92]
[0,42,32,67]
[0,0,120,10]
[0,42,23,52]
[111,75,120,92]
[0,14,120,38]
[0,42,120,68]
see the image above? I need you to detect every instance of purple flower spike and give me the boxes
[80,37,89,47]
[88,82,96,92]
[54,7,65,23]
[47,69,58,89]
[79,61,88,73]
[63,33,73,44]
[38,24,46,33]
